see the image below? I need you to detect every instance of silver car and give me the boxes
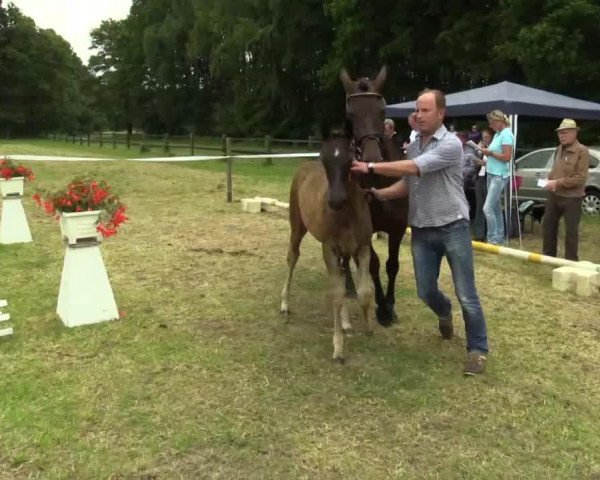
[514,146,600,215]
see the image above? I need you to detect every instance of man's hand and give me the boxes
[370,187,383,201]
[351,160,368,175]
[544,179,559,192]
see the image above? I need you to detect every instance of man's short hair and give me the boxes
[418,89,446,110]
[384,118,395,128]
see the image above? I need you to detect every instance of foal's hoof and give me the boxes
[280,307,290,316]
[335,356,345,365]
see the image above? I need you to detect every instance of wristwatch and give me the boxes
[367,162,375,174]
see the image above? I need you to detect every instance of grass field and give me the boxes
[1,140,600,479]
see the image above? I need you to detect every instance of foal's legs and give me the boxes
[355,245,374,335]
[280,219,306,314]
[322,244,346,362]
[342,255,357,298]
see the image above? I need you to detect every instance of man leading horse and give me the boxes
[351,88,490,376]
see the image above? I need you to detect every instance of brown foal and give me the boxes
[280,133,374,362]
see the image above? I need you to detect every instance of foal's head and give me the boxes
[320,132,353,212]
[340,66,387,163]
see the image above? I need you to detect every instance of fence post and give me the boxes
[308,135,313,148]
[99,132,103,147]
[226,137,233,203]
[140,132,146,153]
[112,132,116,149]
[163,133,170,153]
[190,131,194,156]
[264,135,272,166]
[126,131,131,149]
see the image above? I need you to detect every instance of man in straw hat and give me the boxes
[351,89,489,376]
[542,118,590,261]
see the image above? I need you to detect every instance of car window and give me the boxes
[516,150,553,169]
[589,151,599,168]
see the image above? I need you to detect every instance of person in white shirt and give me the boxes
[404,112,419,149]
[472,128,493,241]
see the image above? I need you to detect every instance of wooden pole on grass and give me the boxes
[264,135,272,166]
[226,137,233,203]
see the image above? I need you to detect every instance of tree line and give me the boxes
[1,0,599,140]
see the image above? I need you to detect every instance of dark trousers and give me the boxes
[542,193,582,261]
[472,175,487,241]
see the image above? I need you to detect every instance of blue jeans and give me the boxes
[483,173,509,245]
[411,219,488,353]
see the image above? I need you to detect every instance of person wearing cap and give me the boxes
[542,119,590,261]
[479,110,515,245]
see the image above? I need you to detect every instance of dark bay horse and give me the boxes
[280,131,374,362]
[340,66,409,327]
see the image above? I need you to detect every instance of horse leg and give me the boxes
[342,255,357,299]
[340,256,354,333]
[384,231,404,323]
[355,245,374,336]
[370,244,392,327]
[323,244,346,363]
[280,218,307,315]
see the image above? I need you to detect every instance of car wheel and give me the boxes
[582,189,600,215]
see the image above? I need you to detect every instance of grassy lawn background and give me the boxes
[1,140,599,479]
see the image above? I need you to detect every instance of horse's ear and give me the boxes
[372,65,387,93]
[340,68,354,93]
[343,118,353,139]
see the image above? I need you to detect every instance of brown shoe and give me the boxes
[464,351,487,376]
[438,316,454,340]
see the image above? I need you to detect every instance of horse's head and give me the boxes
[320,130,353,212]
[340,66,387,163]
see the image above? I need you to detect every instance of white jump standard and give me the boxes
[0,177,33,244]
[56,211,119,327]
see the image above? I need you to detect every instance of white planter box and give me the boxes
[60,210,103,245]
[0,177,25,198]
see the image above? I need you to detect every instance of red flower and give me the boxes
[0,158,34,181]
[34,177,128,239]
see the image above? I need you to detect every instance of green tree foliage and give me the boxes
[0,3,98,136]
[3,0,600,137]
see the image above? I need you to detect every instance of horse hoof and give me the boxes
[376,305,394,327]
[343,328,354,336]
[280,308,290,316]
[336,357,345,365]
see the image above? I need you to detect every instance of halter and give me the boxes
[345,92,386,161]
